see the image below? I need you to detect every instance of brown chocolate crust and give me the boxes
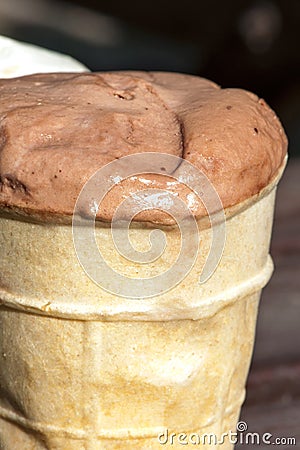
[0,71,287,224]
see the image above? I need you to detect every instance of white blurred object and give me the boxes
[0,35,89,78]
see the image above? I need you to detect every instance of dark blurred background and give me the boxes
[0,0,299,156]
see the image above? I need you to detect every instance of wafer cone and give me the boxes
[0,159,286,449]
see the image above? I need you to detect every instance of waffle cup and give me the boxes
[0,158,286,449]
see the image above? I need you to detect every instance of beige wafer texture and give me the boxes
[0,174,281,449]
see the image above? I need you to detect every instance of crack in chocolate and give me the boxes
[0,175,30,195]
[0,124,8,151]
[144,84,185,160]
